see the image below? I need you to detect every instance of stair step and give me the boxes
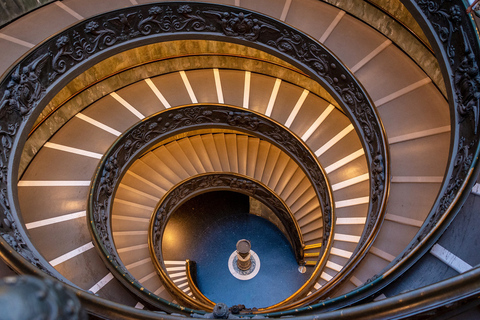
[165,141,199,177]
[254,140,272,180]
[261,145,281,185]
[225,134,239,173]
[246,137,260,177]
[10,0,452,305]
[202,134,223,171]
[300,219,323,236]
[213,133,231,172]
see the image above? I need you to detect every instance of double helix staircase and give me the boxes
[1,0,480,319]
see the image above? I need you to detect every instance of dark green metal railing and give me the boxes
[0,0,478,318]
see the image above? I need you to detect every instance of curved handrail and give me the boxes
[9,253,480,320]
[0,1,477,319]
[257,0,480,314]
[262,264,480,319]
[147,172,306,307]
[186,260,215,306]
[88,104,334,311]
[149,172,305,263]
[0,2,387,316]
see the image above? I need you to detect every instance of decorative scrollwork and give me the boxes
[139,5,213,34]
[226,111,260,130]
[417,1,462,64]
[391,0,480,265]
[84,21,116,51]
[0,52,50,271]
[0,54,49,117]
[0,0,476,316]
[149,173,306,306]
[205,10,278,41]
[88,105,331,308]
[0,1,395,312]
[90,105,331,271]
[267,30,334,82]
[454,33,480,134]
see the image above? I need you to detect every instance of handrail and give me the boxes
[264,264,480,319]
[148,172,306,307]
[148,171,305,267]
[21,50,342,178]
[186,260,215,306]
[89,104,333,310]
[26,53,315,138]
[257,0,480,315]
[2,1,478,319]
[0,2,388,317]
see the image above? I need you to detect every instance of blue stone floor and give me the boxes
[162,191,312,308]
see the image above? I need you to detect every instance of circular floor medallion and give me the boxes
[228,250,260,280]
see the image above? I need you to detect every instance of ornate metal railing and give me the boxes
[147,172,306,307]
[266,264,480,319]
[149,173,306,304]
[0,1,396,317]
[260,0,480,315]
[88,104,333,310]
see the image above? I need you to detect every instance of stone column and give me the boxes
[236,239,251,271]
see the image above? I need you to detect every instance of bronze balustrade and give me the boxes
[2,1,476,317]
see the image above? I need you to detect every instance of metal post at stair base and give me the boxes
[228,240,260,280]
[236,240,251,271]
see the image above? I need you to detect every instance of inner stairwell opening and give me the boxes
[161,191,312,308]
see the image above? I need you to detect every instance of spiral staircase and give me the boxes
[1,0,480,319]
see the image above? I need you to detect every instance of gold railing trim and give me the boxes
[186,260,215,306]
[147,171,306,309]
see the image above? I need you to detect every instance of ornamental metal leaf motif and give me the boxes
[0,0,475,313]
[0,54,49,117]
[226,111,260,130]
[0,52,49,270]
[267,30,334,83]
[223,110,332,240]
[258,21,386,251]
[138,5,213,34]
[392,0,480,265]
[335,80,385,249]
[416,1,480,133]
[454,33,480,134]
[89,105,332,281]
[0,1,392,300]
[417,1,462,64]
[204,10,279,40]
[92,150,121,256]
